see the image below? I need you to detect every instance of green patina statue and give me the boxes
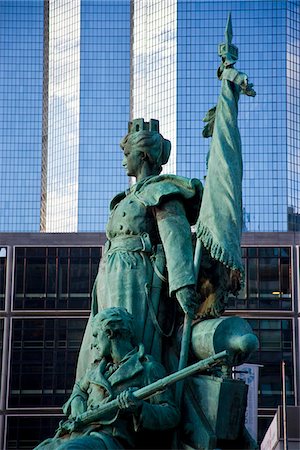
[34,307,180,450]
[76,119,203,378]
[35,14,260,450]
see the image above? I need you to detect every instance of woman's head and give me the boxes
[120,119,171,177]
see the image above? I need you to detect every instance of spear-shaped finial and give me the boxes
[225,12,233,45]
[218,12,238,67]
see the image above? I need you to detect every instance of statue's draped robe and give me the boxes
[77,175,202,379]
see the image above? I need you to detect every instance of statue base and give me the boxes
[181,375,258,450]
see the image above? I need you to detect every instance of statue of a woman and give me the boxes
[76,119,202,378]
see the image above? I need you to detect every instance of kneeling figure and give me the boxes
[35,307,180,450]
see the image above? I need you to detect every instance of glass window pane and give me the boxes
[247,319,294,408]
[229,247,292,310]
[6,416,62,450]
[9,318,87,408]
[13,247,100,310]
[259,258,279,297]
[248,258,258,298]
[25,257,46,295]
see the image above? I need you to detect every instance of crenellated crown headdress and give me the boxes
[127,118,160,134]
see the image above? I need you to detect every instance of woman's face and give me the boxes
[122,145,144,177]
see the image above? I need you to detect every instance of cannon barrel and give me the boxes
[191,316,259,366]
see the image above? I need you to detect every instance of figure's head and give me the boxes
[91,307,136,358]
[120,119,171,178]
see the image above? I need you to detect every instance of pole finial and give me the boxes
[218,12,238,67]
[225,12,233,44]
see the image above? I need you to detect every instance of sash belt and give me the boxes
[105,233,152,254]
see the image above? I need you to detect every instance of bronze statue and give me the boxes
[34,307,180,450]
[35,14,260,450]
[76,119,203,378]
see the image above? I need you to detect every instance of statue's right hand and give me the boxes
[117,387,142,413]
[54,419,76,438]
[176,286,199,319]
[70,397,86,418]
[61,419,76,434]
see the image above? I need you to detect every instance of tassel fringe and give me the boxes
[196,222,244,274]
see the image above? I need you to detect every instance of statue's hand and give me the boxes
[70,396,86,419]
[176,286,199,319]
[240,81,256,97]
[117,387,142,413]
[63,420,76,433]
[54,419,77,437]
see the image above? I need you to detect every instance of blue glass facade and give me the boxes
[177,0,288,233]
[0,1,44,232]
[0,1,130,233]
[287,1,300,229]
[1,1,298,233]
[78,1,130,231]
[44,0,81,232]
[0,234,299,448]
[43,0,130,232]
[132,0,300,233]
[131,0,178,173]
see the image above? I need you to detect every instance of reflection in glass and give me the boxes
[131,0,300,232]
[0,2,43,231]
[45,0,81,231]
[131,0,177,173]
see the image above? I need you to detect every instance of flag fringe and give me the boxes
[196,222,243,274]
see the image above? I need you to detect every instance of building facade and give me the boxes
[0,0,131,233]
[0,1,299,448]
[1,1,299,233]
[0,1,44,232]
[41,0,131,232]
[131,0,300,232]
[0,232,299,449]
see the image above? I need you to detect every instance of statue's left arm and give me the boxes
[154,198,199,317]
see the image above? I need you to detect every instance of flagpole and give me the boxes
[176,12,255,407]
[175,315,192,404]
[194,239,203,280]
[176,236,203,405]
[282,360,288,450]
[176,12,237,407]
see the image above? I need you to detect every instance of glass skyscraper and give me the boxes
[1,1,299,233]
[42,0,130,232]
[0,1,44,232]
[131,0,300,233]
[42,0,82,232]
[0,0,130,233]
